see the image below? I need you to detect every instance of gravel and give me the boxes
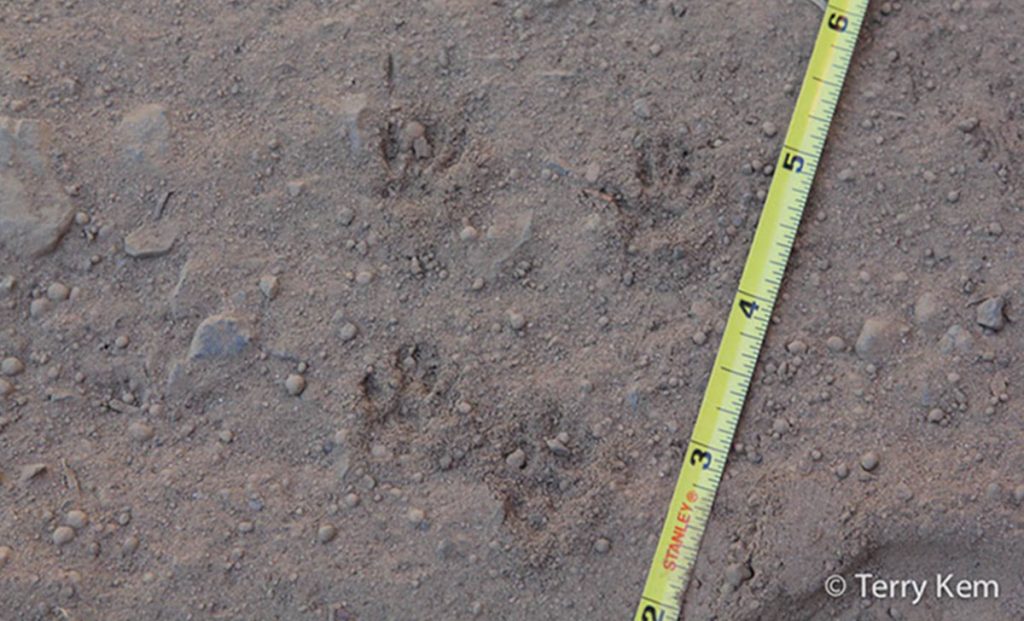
[339,322,359,342]
[317,524,337,544]
[65,510,89,529]
[1,357,24,376]
[505,448,527,470]
[285,374,306,396]
[976,296,1005,331]
[52,526,75,546]
[46,282,70,301]
[859,451,880,472]
[259,275,280,300]
[128,421,155,442]
[507,311,527,331]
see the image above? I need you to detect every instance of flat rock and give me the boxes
[118,104,169,165]
[913,292,944,328]
[170,254,262,320]
[854,317,903,362]
[938,325,973,355]
[18,463,47,484]
[0,117,75,257]
[976,296,1005,331]
[470,209,534,279]
[125,223,177,258]
[188,313,252,360]
[334,93,373,158]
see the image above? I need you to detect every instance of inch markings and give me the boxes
[632,2,869,620]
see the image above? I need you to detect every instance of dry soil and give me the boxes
[1,1,1023,620]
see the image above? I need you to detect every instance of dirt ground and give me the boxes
[1,1,1023,619]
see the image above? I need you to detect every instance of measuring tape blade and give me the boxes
[633,1,868,619]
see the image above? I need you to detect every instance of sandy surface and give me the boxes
[1,1,1022,620]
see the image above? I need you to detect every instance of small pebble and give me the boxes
[976,296,1005,331]
[927,409,945,424]
[507,311,527,331]
[344,493,360,508]
[724,562,753,587]
[835,463,850,479]
[52,526,75,546]
[338,207,355,226]
[259,275,280,300]
[30,298,51,317]
[506,448,527,470]
[855,317,900,362]
[0,357,24,376]
[407,507,426,527]
[339,322,358,342]
[0,545,11,567]
[546,437,570,456]
[859,451,880,472]
[632,98,652,119]
[238,521,254,534]
[65,510,89,530]
[18,463,47,484]
[786,340,807,355]
[317,524,337,544]
[826,336,845,352]
[761,121,778,137]
[355,269,374,285]
[47,282,70,301]
[114,335,130,349]
[913,292,943,326]
[957,117,979,133]
[459,225,479,241]
[692,331,707,346]
[285,374,306,396]
[0,378,13,396]
[128,421,155,442]
[593,537,611,554]
[402,120,426,143]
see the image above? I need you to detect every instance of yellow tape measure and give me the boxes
[633,2,868,619]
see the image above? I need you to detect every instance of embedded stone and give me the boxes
[188,314,252,360]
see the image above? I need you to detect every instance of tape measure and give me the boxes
[633,2,869,619]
